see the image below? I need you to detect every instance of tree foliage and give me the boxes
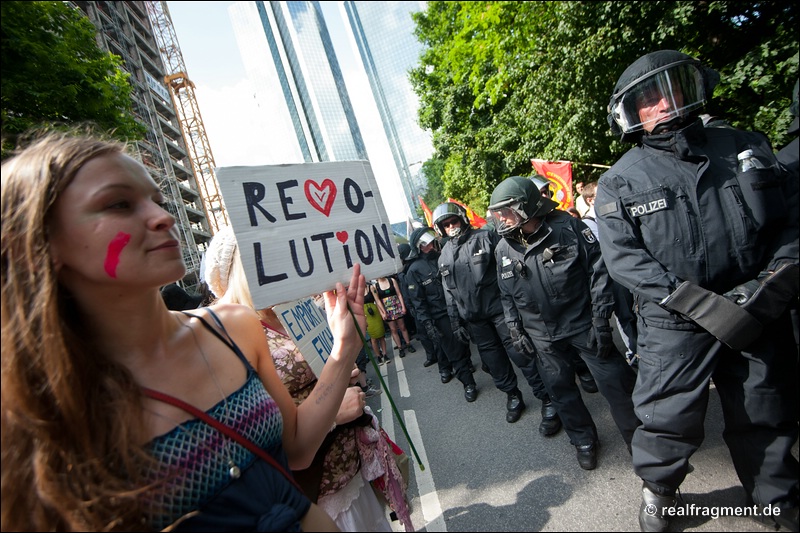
[410,1,798,213]
[1,1,143,159]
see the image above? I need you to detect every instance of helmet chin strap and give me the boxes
[649,114,689,135]
[519,217,544,244]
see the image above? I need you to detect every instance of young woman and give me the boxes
[204,226,404,531]
[370,276,416,358]
[1,132,366,531]
[364,281,389,364]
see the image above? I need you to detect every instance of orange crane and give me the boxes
[145,1,229,234]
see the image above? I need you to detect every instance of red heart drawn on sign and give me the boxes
[336,231,348,243]
[304,179,337,217]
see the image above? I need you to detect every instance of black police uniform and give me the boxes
[596,118,800,509]
[397,259,436,365]
[405,249,475,387]
[439,227,548,401]
[495,210,640,448]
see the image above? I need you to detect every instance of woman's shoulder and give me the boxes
[192,304,265,361]
[193,303,261,327]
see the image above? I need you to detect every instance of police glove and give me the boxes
[724,264,799,325]
[451,318,471,345]
[423,320,442,345]
[509,323,535,355]
[587,317,615,358]
[660,280,762,351]
[723,280,761,305]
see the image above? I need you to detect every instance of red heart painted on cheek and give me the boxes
[336,231,348,243]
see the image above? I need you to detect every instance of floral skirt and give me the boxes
[381,295,404,321]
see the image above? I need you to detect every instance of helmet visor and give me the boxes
[488,200,527,236]
[417,230,436,248]
[610,63,705,134]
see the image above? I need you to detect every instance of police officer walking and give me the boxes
[488,176,640,471]
[596,50,799,531]
[433,201,561,432]
[404,226,478,402]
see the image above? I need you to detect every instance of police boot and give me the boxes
[506,388,525,423]
[539,399,562,436]
[639,483,676,532]
[575,442,597,470]
[464,383,478,402]
[749,503,798,532]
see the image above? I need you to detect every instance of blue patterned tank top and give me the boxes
[143,309,309,531]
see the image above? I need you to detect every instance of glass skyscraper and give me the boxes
[342,1,433,214]
[229,1,367,163]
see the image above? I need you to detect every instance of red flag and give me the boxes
[418,196,433,227]
[531,159,573,210]
[447,197,488,228]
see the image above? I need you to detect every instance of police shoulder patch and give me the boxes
[582,228,596,244]
[597,202,618,216]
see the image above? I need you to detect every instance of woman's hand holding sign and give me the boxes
[323,263,366,365]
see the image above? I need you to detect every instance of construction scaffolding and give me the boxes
[145,1,229,234]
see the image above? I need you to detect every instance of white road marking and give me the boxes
[380,346,446,533]
[394,354,411,397]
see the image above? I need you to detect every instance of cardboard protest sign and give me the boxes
[216,161,401,309]
[273,297,331,378]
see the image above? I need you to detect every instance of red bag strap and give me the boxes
[142,387,304,494]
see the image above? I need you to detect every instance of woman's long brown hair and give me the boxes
[2,132,156,531]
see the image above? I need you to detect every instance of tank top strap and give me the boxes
[182,308,256,372]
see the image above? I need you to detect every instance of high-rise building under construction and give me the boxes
[73,1,211,290]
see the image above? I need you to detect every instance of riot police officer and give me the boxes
[404,227,478,401]
[534,176,604,386]
[488,176,640,471]
[433,201,562,432]
[597,50,799,531]
[397,243,437,367]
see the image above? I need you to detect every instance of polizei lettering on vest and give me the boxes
[629,198,668,217]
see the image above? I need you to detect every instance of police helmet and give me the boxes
[608,50,720,142]
[398,243,412,262]
[530,175,553,198]
[407,226,437,259]
[488,176,558,236]
[432,202,470,238]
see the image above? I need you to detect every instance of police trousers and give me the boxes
[468,314,548,400]
[633,311,799,509]
[531,329,639,447]
[433,314,475,386]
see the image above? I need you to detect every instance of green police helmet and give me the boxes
[488,176,558,236]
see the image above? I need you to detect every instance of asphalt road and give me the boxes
[365,333,797,532]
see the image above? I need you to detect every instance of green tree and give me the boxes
[411,1,798,213]
[1,1,143,159]
[420,157,445,209]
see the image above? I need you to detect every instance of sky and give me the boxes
[166,1,410,223]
